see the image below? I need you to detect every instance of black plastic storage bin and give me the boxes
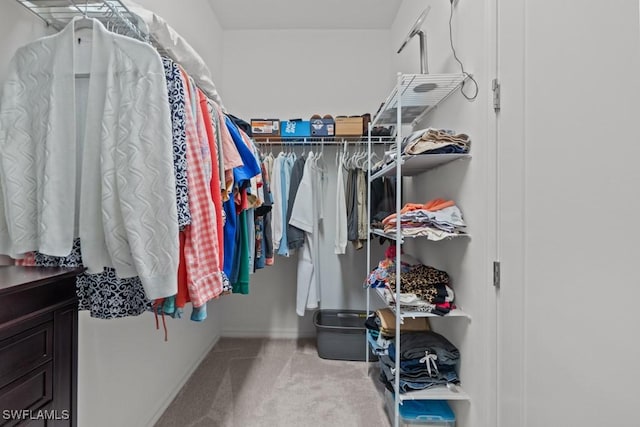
[313,309,378,362]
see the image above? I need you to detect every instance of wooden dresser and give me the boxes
[0,267,81,427]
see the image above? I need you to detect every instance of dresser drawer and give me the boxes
[0,322,53,389]
[0,267,79,427]
[0,363,53,420]
[0,278,76,327]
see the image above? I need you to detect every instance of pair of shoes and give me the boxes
[310,114,336,138]
[371,126,392,137]
[310,114,334,121]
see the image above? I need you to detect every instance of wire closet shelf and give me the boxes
[371,73,466,127]
[16,0,148,41]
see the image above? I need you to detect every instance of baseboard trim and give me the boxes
[222,328,316,339]
[144,333,221,427]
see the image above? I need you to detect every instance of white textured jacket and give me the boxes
[0,18,178,300]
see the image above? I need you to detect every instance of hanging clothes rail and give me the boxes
[255,137,396,145]
[15,0,227,110]
[15,0,148,41]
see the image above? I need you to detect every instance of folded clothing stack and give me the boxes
[378,331,461,394]
[367,248,456,315]
[365,308,432,354]
[385,264,455,315]
[372,198,467,241]
[403,128,470,155]
[380,128,470,166]
[366,308,431,338]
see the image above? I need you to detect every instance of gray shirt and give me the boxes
[287,155,307,250]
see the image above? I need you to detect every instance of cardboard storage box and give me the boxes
[310,117,335,137]
[313,310,378,361]
[385,390,456,426]
[335,116,364,136]
[281,120,311,139]
[251,119,280,140]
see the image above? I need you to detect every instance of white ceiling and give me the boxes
[207,0,402,30]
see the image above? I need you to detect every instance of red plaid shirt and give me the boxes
[181,70,223,306]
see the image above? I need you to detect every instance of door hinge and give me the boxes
[492,78,501,112]
[493,261,501,288]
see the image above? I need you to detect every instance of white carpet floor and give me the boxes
[155,338,389,427]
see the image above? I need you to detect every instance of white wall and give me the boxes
[219,29,391,337]
[0,2,225,426]
[220,29,392,119]
[498,1,640,426]
[391,1,494,427]
[78,313,220,427]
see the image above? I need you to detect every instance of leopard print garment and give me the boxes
[388,264,450,302]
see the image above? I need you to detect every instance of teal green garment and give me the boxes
[163,296,176,316]
[232,209,250,294]
[160,296,183,319]
[191,304,207,322]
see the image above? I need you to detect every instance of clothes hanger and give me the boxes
[106,9,118,33]
[71,2,95,80]
[74,18,94,32]
[344,148,350,169]
[348,149,357,170]
[345,146,352,169]
[71,0,94,31]
[354,150,364,170]
[359,146,371,169]
[314,143,322,162]
[316,141,326,172]
[351,147,363,169]
[369,150,381,169]
[359,151,371,170]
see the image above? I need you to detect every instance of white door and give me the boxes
[497,1,640,426]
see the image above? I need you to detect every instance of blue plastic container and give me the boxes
[385,390,456,426]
